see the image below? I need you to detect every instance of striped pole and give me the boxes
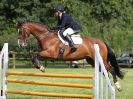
[7,71,94,79]
[7,78,94,89]
[7,90,94,99]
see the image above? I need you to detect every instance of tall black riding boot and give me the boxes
[65,34,77,52]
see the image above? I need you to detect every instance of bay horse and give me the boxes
[17,21,124,91]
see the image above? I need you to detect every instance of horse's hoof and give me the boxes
[117,87,122,92]
[40,66,45,72]
[115,81,122,91]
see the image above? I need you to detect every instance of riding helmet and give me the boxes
[53,3,64,12]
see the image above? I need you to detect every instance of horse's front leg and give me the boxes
[30,52,45,72]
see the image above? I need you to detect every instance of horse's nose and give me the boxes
[22,42,28,47]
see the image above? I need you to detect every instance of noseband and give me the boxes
[18,27,28,44]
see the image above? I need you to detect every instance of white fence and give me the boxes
[0,43,115,99]
[0,43,8,99]
[94,44,115,99]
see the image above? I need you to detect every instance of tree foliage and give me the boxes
[0,0,132,53]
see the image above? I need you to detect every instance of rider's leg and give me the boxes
[63,28,77,52]
[63,28,75,35]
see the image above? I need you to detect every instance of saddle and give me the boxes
[58,30,83,45]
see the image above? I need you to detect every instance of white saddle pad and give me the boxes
[58,32,83,45]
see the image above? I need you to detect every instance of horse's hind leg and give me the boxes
[86,57,94,66]
[30,53,45,72]
[104,61,122,91]
[109,66,122,91]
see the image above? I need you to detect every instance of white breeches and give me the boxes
[63,28,75,36]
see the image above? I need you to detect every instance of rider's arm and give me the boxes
[51,15,68,30]
[56,17,67,30]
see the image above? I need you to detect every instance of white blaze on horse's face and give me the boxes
[17,29,21,47]
[17,29,27,47]
[18,29,20,33]
[17,39,20,47]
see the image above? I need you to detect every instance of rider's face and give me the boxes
[54,11,60,17]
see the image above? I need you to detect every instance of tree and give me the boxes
[0,0,132,53]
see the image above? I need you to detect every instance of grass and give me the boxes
[116,68,133,99]
[6,67,133,99]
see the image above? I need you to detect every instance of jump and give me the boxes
[17,21,124,91]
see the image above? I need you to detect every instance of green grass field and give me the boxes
[7,67,133,99]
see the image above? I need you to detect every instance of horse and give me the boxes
[17,21,124,91]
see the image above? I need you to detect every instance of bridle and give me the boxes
[18,27,29,46]
[18,24,50,47]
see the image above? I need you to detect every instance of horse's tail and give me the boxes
[105,43,124,79]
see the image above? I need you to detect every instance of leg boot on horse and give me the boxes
[30,53,45,72]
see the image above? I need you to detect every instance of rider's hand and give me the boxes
[50,26,57,30]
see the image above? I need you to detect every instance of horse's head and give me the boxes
[17,21,52,47]
[17,22,31,47]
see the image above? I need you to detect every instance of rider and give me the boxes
[51,3,82,52]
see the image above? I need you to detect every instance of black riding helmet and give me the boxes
[53,3,64,12]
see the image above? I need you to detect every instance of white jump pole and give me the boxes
[0,43,8,99]
[94,44,115,99]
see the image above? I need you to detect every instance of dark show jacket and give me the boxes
[53,13,82,30]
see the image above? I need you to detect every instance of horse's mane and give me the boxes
[17,20,58,33]
[17,20,48,28]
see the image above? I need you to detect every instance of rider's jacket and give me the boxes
[53,12,82,31]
